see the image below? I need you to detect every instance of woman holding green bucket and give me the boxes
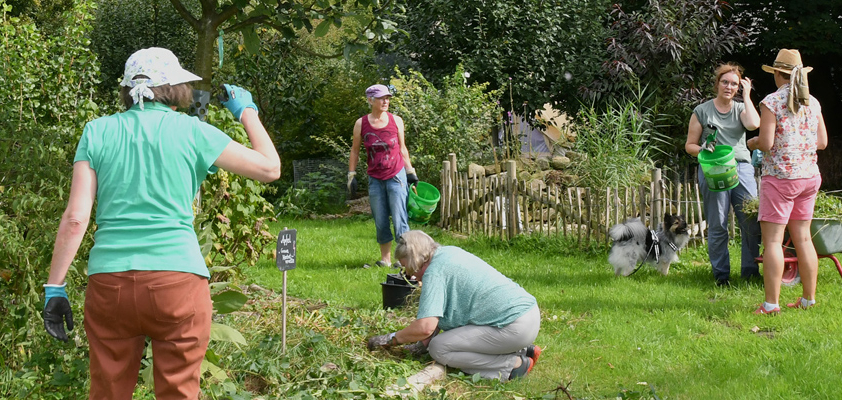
[685,62,762,286]
[348,84,419,268]
[747,49,827,315]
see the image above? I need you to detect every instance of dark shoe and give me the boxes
[508,354,533,380]
[392,260,403,269]
[526,345,542,364]
[715,278,731,287]
[375,261,389,268]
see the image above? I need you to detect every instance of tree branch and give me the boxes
[224,15,269,32]
[168,0,199,29]
[214,3,246,30]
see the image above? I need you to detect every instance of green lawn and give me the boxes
[242,216,842,399]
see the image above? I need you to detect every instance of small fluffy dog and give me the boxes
[608,214,690,276]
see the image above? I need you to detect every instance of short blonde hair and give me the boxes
[395,230,439,275]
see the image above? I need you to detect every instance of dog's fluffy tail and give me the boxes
[609,218,648,243]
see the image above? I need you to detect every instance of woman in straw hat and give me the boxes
[42,47,280,398]
[685,62,762,286]
[747,49,828,314]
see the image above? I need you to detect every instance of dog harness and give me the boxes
[628,230,678,276]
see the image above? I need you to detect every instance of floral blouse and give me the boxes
[759,84,821,179]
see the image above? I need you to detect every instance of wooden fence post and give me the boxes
[447,154,457,228]
[441,160,451,229]
[651,168,662,229]
[505,160,517,239]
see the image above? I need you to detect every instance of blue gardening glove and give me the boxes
[347,171,358,197]
[751,149,763,168]
[406,168,419,186]
[220,84,258,121]
[43,283,74,342]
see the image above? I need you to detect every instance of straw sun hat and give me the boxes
[761,49,813,75]
[762,49,812,113]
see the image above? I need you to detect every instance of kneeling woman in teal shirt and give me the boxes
[367,230,541,381]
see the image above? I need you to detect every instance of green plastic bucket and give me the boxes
[407,181,441,224]
[698,145,738,192]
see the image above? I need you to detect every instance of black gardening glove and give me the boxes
[403,341,429,357]
[43,284,74,342]
[366,332,396,351]
[406,169,419,186]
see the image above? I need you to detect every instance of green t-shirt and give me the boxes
[74,102,232,277]
[416,246,537,331]
[693,99,751,162]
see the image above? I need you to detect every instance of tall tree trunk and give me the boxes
[193,21,217,92]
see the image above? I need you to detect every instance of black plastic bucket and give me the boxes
[381,274,418,309]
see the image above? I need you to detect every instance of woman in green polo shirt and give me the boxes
[367,230,542,381]
[42,47,280,399]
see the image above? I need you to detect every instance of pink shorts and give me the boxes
[758,174,822,224]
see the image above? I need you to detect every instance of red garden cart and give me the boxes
[754,218,842,286]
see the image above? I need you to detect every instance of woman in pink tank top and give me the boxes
[348,84,418,267]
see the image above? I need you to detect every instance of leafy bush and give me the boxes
[275,171,348,217]
[389,0,610,120]
[0,0,102,376]
[388,65,501,188]
[583,0,747,154]
[89,0,198,96]
[195,106,277,270]
[222,29,377,184]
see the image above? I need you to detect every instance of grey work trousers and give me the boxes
[427,305,540,381]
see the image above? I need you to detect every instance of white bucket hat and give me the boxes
[120,47,201,109]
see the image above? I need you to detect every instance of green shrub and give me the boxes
[195,106,277,270]
[0,1,102,395]
[275,171,349,217]
[222,29,377,186]
[388,65,501,188]
[89,0,198,96]
[0,0,101,361]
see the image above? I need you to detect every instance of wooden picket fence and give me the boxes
[438,153,739,246]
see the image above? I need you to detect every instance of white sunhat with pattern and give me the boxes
[120,47,202,109]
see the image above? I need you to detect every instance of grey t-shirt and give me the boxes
[693,100,751,162]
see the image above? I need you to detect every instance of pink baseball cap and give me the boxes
[365,84,392,99]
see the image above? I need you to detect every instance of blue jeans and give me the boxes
[699,162,761,281]
[369,168,409,244]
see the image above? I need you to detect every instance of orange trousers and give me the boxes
[84,271,212,400]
